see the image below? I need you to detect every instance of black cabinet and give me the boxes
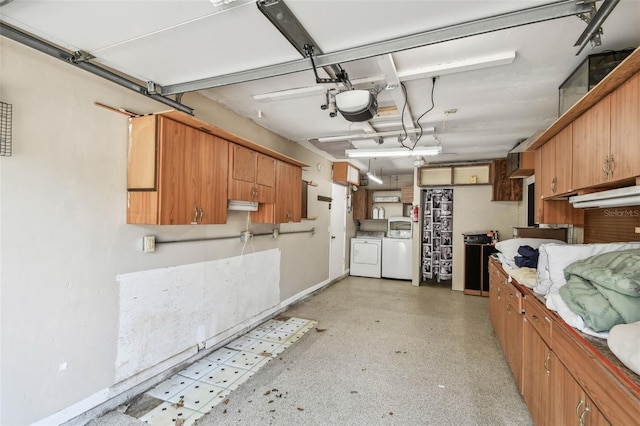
[464,243,497,296]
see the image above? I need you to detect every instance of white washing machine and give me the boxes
[350,231,384,278]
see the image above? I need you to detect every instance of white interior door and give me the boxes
[329,184,347,281]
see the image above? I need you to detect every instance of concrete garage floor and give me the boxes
[90,276,532,426]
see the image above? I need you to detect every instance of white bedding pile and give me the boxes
[495,239,640,339]
[495,238,640,375]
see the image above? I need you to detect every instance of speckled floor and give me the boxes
[90,276,532,426]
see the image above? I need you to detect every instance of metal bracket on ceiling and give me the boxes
[258,0,353,91]
[304,45,353,90]
[69,50,95,64]
[146,81,163,95]
[573,0,620,56]
[575,2,602,51]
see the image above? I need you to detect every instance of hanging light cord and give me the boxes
[398,83,410,149]
[412,76,437,150]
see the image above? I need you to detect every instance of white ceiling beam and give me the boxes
[162,0,591,95]
[376,54,416,136]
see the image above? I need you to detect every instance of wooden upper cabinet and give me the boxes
[572,96,611,189]
[333,162,360,186]
[534,140,584,225]
[127,116,228,225]
[491,158,522,201]
[610,71,640,182]
[352,188,370,220]
[228,144,275,203]
[539,125,573,199]
[251,160,301,224]
[276,160,302,223]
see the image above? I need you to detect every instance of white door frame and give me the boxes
[329,183,347,281]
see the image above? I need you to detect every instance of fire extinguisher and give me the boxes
[412,205,419,223]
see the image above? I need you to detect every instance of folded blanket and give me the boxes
[559,249,640,332]
[508,267,537,289]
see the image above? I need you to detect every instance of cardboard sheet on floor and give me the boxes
[115,249,281,381]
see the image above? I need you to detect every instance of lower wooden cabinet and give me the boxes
[489,258,639,426]
[489,259,523,392]
[551,355,610,426]
[522,316,553,426]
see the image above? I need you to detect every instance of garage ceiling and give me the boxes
[2,0,639,179]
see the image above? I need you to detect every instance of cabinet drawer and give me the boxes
[501,281,522,313]
[524,296,552,345]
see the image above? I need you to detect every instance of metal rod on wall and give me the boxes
[155,228,315,246]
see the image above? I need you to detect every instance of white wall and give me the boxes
[0,38,335,425]
[451,185,526,291]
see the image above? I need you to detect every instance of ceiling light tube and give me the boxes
[346,146,442,158]
[314,127,434,143]
[397,51,516,82]
[366,171,384,185]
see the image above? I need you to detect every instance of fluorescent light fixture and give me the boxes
[346,146,442,158]
[313,127,434,143]
[569,186,640,208]
[252,52,515,103]
[253,86,326,102]
[228,200,259,211]
[398,51,516,82]
[366,171,383,185]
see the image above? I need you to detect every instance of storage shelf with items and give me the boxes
[371,190,403,219]
[418,163,491,187]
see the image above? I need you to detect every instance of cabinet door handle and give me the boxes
[551,177,557,193]
[609,155,615,178]
[531,314,539,323]
[543,352,550,376]
[198,208,204,223]
[579,402,590,426]
[576,396,584,417]
[192,206,198,224]
[602,157,610,178]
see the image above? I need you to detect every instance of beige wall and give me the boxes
[0,38,336,425]
[412,171,526,289]
[450,185,526,291]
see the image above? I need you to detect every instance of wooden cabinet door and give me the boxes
[255,153,276,203]
[551,355,610,426]
[488,261,500,332]
[228,144,257,201]
[539,137,556,199]
[572,96,611,189]
[505,285,523,393]
[610,71,640,182]
[274,161,301,223]
[352,188,369,220]
[290,164,302,222]
[158,117,198,225]
[534,149,545,224]
[522,318,552,426]
[198,133,228,224]
[555,125,573,194]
